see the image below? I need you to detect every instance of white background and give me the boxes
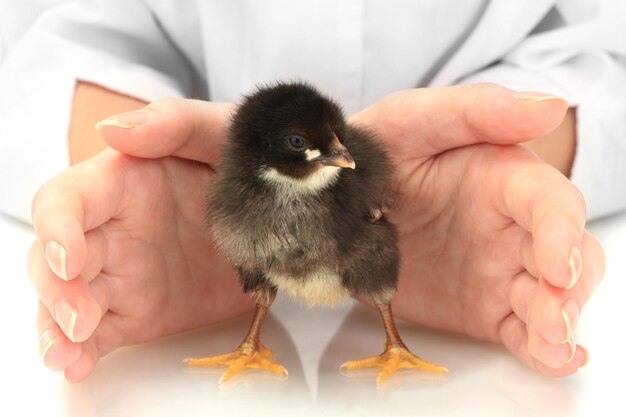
[1,211,624,417]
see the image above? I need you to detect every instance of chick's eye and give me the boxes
[286,135,306,150]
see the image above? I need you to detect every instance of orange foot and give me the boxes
[341,346,447,384]
[184,344,288,384]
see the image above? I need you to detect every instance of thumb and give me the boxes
[350,83,569,160]
[96,98,235,166]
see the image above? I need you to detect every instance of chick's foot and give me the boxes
[185,343,287,383]
[341,346,447,384]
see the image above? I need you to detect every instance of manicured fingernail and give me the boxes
[560,300,580,344]
[38,329,56,360]
[566,246,582,289]
[96,110,149,130]
[565,338,577,363]
[45,241,67,281]
[512,91,567,104]
[55,300,77,343]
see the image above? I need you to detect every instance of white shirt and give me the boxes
[1,0,625,222]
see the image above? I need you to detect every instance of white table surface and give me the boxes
[2,211,625,417]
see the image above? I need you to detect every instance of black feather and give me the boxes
[209,81,398,306]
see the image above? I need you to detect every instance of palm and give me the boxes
[95,154,251,346]
[391,144,530,342]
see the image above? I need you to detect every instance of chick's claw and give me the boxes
[341,346,447,384]
[184,344,287,383]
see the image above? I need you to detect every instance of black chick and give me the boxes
[185,82,447,384]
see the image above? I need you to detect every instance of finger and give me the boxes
[500,157,586,289]
[31,150,126,281]
[499,313,587,377]
[509,271,537,323]
[531,345,588,377]
[63,339,100,383]
[527,230,605,346]
[63,312,132,383]
[518,232,540,278]
[350,83,569,159]
[38,302,124,383]
[39,228,110,285]
[37,302,82,371]
[97,98,234,166]
[28,242,109,343]
[80,228,109,283]
[573,231,606,305]
[527,313,578,369]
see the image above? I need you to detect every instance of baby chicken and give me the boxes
[185,82,446,384]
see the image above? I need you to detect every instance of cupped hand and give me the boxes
[350,83,605,376]
[28,99,254,382]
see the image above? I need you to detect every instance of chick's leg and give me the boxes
[185,288,287,383]
[341,302,447,384]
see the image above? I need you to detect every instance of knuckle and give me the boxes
[26,241,43,282]
[31,180,54,219]
[146,97,196,138]
[474,82,508,95]
[584,231,606,284]
[149,96,185,111]
[567,182,587,218]
[147,97,190,123]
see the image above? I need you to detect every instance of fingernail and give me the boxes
[96,110,149,130]
[566,338,577,363]
[560,300,580,344]
[566,246,582,289]
[38,329,56,360]
[45,241,68,281]
[512,91,568,104]
[54,300,77,343]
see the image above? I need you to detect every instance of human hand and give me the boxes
[29,99,254,382]
[350,83,605,376]
[30,84,604,383]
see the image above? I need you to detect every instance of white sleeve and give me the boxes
[0,0,193,222]
[458,0,626,220]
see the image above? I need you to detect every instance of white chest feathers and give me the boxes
[259,165,341,196]
[267,269,349,307]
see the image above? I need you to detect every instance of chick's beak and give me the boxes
[311,134,356,169]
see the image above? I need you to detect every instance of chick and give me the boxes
[185,82,447,384]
